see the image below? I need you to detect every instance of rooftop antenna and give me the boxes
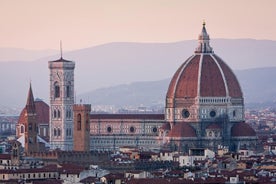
[60,40,63,59]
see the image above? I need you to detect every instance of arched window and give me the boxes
[66,85,70,98]
[21,125,24,133]
[77,114,81,130]
[57,110,61,118]
[54,110,57,118]
[69,128,71,136]
[54,82,60,98]
[57,128,61,136]
[54,128,57,136]
[86,113,90,131]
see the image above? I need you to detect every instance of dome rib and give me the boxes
[196,54,204,97]
[200,55,226,97]
[166,56,192,98]
[174,55,200,98]
[213,55,243,98]
[211,54,229,97]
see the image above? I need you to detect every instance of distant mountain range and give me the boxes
[1,39,276,111]
[78,67,276,109]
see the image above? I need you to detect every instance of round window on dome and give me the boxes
[107,126,112,133]
[152,127,157,133]
[210,110,216,118]
[182,109,190,118]
[129,126,135,133]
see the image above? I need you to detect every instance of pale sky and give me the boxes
[0,0,275,50]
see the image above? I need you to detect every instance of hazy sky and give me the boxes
[0,0,275,50]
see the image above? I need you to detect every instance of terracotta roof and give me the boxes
[166,54,242,99]
[59,163,85,174]
[231,122,256,137]
[166,24,242,100]
[168,122,197,138]
[90,114,164,120]
[206,123,221,129]
[213,55,243,97]
[127,178,190,184]
[18,100,49,125]
[104,173,124,180]
[161,122,171,131]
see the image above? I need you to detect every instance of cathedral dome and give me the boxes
[18,99,49,126]
[166,23,242,99]
[168,122,196,138]
[165,22,244,124]
[231,122,256,137]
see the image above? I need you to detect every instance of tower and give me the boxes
[48,56,75,150]
[24,84,39,155]
[73,104,91,152]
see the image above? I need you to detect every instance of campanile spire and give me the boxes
[26,83,36,114]
[195,21,213,53]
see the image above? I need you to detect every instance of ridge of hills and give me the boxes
[0,39,276,112]
[78,67,276,110]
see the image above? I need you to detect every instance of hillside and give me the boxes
[78,67,276,109]
[1,39,276,109]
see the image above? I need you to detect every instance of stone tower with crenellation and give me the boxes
[48,56,75,150]
[73,104,91,152]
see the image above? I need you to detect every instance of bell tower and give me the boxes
[73,104,91,152]
[48,55,75,150]
[25,84,39,155]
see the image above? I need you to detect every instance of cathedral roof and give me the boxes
[231,122,256,137]
[166,23,242,99]
[206,123,221,129]
[18,99,49,125]
[168,122,197,138]
[161,122,171,131]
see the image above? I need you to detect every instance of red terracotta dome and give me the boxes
[166,23,242,99]
[168,122,196,138]
[231,122,256,137]
[167,54,242,99]
[206,123,221,130]
[18,99,49,125]
[161,122,171,131]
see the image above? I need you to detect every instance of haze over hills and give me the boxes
[78,67,276,110]
[0,48,58,62]
[1,39,276,113]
